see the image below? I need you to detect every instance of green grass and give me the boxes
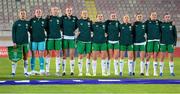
[0,57,180,93]
[0,84,180,93]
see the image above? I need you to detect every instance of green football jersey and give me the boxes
[145,19,161,41]
[46,15,62,39]
[77,18,92,42]
[133,21,146,43]
[160,21,177,45]
[29,17,47,42]
[119,23,133,45]
[12,19,30,44]
[92,21,107,43]
[105,20,121,41]
[61,15,78,36]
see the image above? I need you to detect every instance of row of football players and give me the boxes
[11,7,177,77]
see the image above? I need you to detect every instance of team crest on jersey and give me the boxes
[57,20,59,24]
[129,26,132,30]
[162,26,165,28]
[103,25,105,29]
[170,25,173,30]
[142,25,145,29]
[18,24,21,27]
[33,21,36,23]
[122,27,124,29]
[156,21,159,25]
[116,22,118,27]
[64,17,67,19]
[42,21,44,25]
[41,21,44,26]
[80,23,83,25]
[96,25,99,27]
[72,20,75,22]
[50,20,52,22]
[88,22,90,26]
[26,24,28,29]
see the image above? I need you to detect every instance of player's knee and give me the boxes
[79,55,83,59]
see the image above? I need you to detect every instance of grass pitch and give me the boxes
[0,57,180,93]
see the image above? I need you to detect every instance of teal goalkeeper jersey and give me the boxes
[29,17,47,42]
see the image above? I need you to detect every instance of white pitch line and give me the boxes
[39,80,50,82]
[0,81,5,83]
[98,79,121,82]
[15,80,30,83]
[73,80,83,82]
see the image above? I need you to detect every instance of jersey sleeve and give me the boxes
[173,24,177,46]
[12,21,17,43]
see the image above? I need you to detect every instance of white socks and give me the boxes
[78,59,83,73]
[145,61,150,75]
[92,60,97,75]
[132,61,136,73]
[101,59,106,75]
[62,59,66,73]
[45,57,50,73]
[128,60,133,73]
[86,59,90,73]
[114,59,118,75]
[24,60,28,74]
[169,62,174,73]
[70,59,75,73]
[140,61,145,73]
[46,57,61,73]
[160,62,164,73]
[12,62,17,74]
[56,57,61,73]
[107,59,110,75]
[12,60,28,74]
[153,62,158,75]
[119,59,124,73]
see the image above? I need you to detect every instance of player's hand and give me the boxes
[76,31,80,36]
[174,45,176,49]
[13,43,17,48]
[91,32,93,37]
[105,33,108,37]
[13,43,16,46]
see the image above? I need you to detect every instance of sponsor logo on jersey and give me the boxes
[156,21,159,25]
[57,20,59,24]
[142,25,145,29]
[26,24,28,29]
[42,21,44,26]
[129,26,132,30]
[88,22,91,27]
[103,25,105,29]
[170,25,173,30]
